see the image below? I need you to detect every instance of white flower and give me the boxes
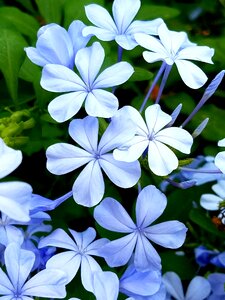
[134,22,214,89]
[215,138,225,174]
[113,104,193,176]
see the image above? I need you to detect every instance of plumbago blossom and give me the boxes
[200,179,225,211]
[39,227,108,292]
[94,185,187,271]
[25,20,90,69]
[215,138,225,174]
[46,113,141,206]
[40,42,134,122]
[0,243,67,299]
[114,104,193,176]
[82,0,163,50]
[134,22,214,89]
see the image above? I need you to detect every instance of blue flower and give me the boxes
[25,20,90,69]
[92,271,119,300]
[135,22,214,89]
[46,114,141,206]
[39,227,108,292]
[207,273,225,299]
[215,138,225,174]
[82,0,163,50]
[0,243,67,299]
[163,271,211,300]
[94,185,187,271]
[40,42,134,122]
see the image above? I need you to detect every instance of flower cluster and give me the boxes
[0,0,225,299]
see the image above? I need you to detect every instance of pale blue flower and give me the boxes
[25,20,90,69]
[207,273,225,299]
[40,42,134,122]
[200,179,225,211]
[215,138,225,174]
[0,243,67,299]
[163,272,211,300]
[39,227,108,292]
[94,185,187,271]
[82,0,163,50]
[114,104,193,176]
[134,22,214,89]
[46,114,141,207]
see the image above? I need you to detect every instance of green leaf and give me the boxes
[0,7,39,40]
[0,28,27,103]
[137,5,180,20]
[130,67,153,81]
[35,0,66,24]
[63,0,104,27]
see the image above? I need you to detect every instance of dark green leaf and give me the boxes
[0,6,39,40]
[137,5,180,20]
[35,0,66,24]
[0,28,27,103]
[130,67,153,81]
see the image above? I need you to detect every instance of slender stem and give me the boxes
[155,64,172,104]
[179,167,222,174]
[139,62,166,113]
[181,99,205,128]
[117,45,123,62]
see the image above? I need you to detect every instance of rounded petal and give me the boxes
[94,197,136,232]
[68,20,91,54]
[200,193,221,210]
[163,272,184,300]
[0,138,22,179]
[148,140,179,176]
[175,59,208,89]
[85,89,118,118]
[46,143,92,175]
[41,64,86,92]
[69,227,96,249]
[72,160,104,207]
[100,234,137,267]
[178,46,214,64]
[115,34,137,50]
[218,138,225,147]
[215,151,225,174]
[93,62,134,88]
[48,91,87,122]
[46,252,80,284]
[212,180,225,198]
[69,117,99,152]
[145,104,171,134]
[155,127,193,154]
[134,33,166,56]
[81,256,102,292]
[186,276,211,300]
[143,51,168,64]
[82,26,116,41]
[145,221,187,248]
[136,185,167,228]
[84,4,117,35]
[112,0,140,32]
[0,268,13,294]
[92,271,119,300]
[75,42,104,85]
[127,18,163,36]
[99,153,141,188]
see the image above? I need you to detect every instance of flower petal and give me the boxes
[69,117,98,152]
[48,91,87,122]
[84,4,117,37]
[46,143,92,175]
[75,42,104,85]
[81,256,102,292]
[145,104,171,134]
[178,46,214,64]
[72,160,104,207]
[41,64,86,92]
[134,33,166,56]
[93,62,134,88]
[46,252,80,284]
[112,0,140,33]
[136,185,167,228]
[148,140,179,176]
[200,193,221,210]
[215,151,225,174]
[0,268,13,294]
[100,153,141,188]
[94,197,136,232]
[162,272,184,299]
[85,89,118,118]
[155,127,193,154]
[100,234,137,267]
[145,221,187,248]
[69,227,96,249]
[68,20,91,54]
[0,138,22,179]
[175,59,208,89]
[186,276,211,300]
[92,271,119,300]
[212,180,225,198]
[127,18,163,36]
